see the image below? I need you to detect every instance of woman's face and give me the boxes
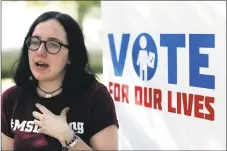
[28,19,69,82]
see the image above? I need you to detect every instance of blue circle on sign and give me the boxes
[132,33,158,81]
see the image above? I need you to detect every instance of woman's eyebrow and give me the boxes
[31,35,40,39]
[31,35,64,43]
[47,37,64,43]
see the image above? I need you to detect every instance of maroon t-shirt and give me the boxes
[1,81,119,151]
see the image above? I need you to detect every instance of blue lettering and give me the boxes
[160,34,186,84]
[189,34,215,89]
[108,33,215,90]
[108,34,130,76]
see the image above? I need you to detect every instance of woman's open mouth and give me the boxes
[35,62,49,70]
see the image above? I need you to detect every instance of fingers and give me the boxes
[35,103,51,114]
[38,127,44,133]
[32,111,43,120]
[34,119,42,127]
[60,107,70,117]
[34,119,43,134]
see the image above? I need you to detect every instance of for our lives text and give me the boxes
[109,82,215,121]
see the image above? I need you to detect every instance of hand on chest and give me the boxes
[11,101,88,150]
[11,100,87,135]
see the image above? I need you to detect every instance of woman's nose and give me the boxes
[37,43,47,57]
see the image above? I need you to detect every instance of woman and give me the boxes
[1,11,119,151]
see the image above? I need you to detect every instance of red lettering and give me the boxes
[182,93,193,116]
[135,86,162,110]
[154,89,162,110]
[176,92,181,114]
[135,86,142,106]
[144,88,152,108]
[194,95,204,119]
[169,91,215,121]
[205,96,215,121]
[168,91,176,113]
[122,84,129,103]
[108,82,129,103]
[110,83,215,121]
[114,83,120,101]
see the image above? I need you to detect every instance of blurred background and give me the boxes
[2,1,103,92]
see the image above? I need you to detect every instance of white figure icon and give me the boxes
[136,36,156,81]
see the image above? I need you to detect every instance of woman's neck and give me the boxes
[37,79,63,98]
[36,70,66,98]
[38,80,62,92]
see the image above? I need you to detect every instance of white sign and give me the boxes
[101,1,226,150]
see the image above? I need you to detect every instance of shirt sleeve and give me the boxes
[87,86,119,138]
[1,86,16,138]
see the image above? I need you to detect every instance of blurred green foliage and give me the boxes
[76,1,100,29]
[26,1,100,29]
[2,49,102,78]
[2,50,19,78]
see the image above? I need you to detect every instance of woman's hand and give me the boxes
[32,103,74,146]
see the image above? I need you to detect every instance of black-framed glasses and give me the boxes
[26,37,69,54]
